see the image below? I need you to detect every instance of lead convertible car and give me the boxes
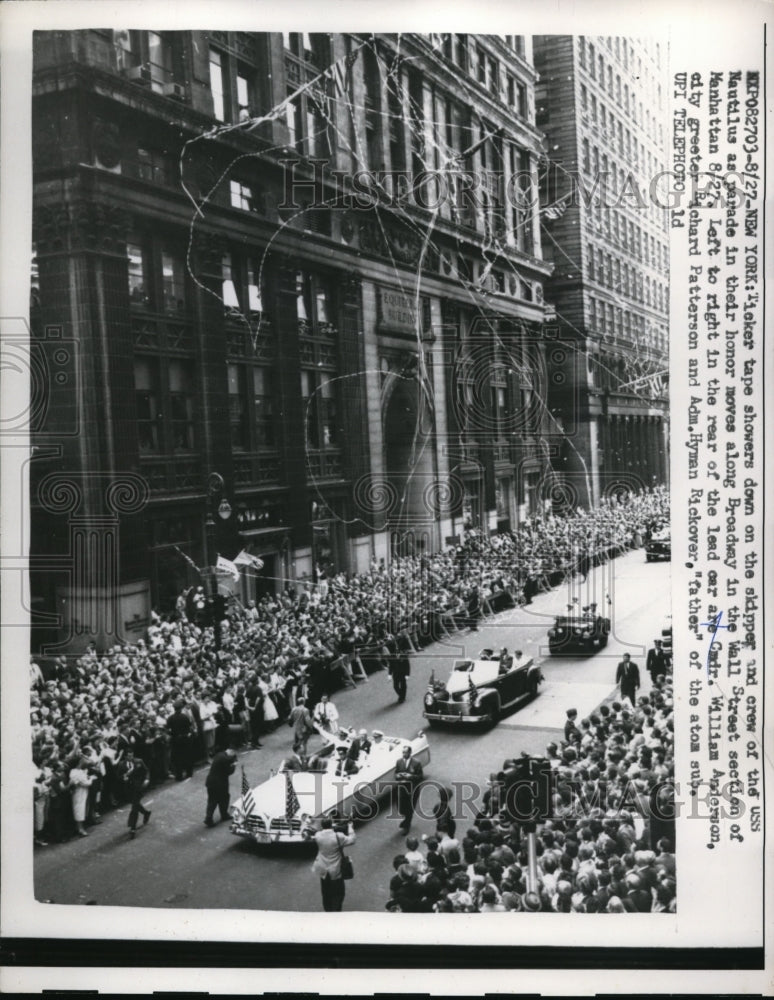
[230,730,430,845]
[645,526,671,562]
[423,649,543,726]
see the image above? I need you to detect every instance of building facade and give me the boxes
[30,31,555,652]
[533,35,670,507]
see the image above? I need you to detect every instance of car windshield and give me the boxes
[453,660,474,672]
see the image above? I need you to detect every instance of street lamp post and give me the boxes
[204,508,217,599]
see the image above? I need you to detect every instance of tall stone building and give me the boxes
[30,31,554,651]
[533,35,670,507]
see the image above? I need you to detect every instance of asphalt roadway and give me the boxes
[34,548,671,912]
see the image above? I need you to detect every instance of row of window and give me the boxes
[578,36,663,101]
[430,34,529,118]
[207,32,533,136]
[608,214,666,272]
[598,35,662,72]
[577,36,664,147]
[588,244,668,311]
[588,295,667,354]
[579,85,664,176]
[128,242,186,313]
[125,245,545,462]
[114,29,178,93]
[135,353,282,456]
[110,31,541,251]
[131,251,343,457]
[455,337,537,438]
[583,203,667,271]
[580,141,669,233]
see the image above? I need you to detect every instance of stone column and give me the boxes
[38,471,150,653]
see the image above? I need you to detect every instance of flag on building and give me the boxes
[285,770,301,824]
[307,85,329,116]
[215,555,240,582]
[213,555,239,596]
[542,192,572,219]
[325,47,360,98]
[234,550,264,571]
[241,767,256,816]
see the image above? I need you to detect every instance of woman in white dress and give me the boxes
[69,758,96,836]
[260,673,279,728]
[198,691,219,755]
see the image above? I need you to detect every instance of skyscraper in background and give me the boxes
[533,35,670,507]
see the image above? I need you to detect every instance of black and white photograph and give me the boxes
[0,0,770,995]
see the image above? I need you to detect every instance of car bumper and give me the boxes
[230,823,309,845]
[548,640,604,654]
[423,710,492,724]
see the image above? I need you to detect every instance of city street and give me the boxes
[34,547,671,912]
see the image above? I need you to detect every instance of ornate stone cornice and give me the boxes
[34,201,130,257]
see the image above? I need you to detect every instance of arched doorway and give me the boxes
[383,370,435,536]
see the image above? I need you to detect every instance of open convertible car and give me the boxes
[230,730,430,845]
[547,603,610,655]
[422,649,543,726]
[645,527,671,562]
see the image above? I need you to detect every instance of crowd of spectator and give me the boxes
[385,646,675,913]
[30,487,669,846]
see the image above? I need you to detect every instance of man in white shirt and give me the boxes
[312,694,339,734]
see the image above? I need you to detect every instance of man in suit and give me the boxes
[350,728,371,760]
[646,640,667,686]
[498,648,513,675]
[616,653,641,705]
[244,673,264,748]
[395,744,424,833]
[334,746,359,777]
[288,697,316,756]
[123,748,151,839]
[204,747,237,826]
[389,651,411,704]
[166,699,195,781]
